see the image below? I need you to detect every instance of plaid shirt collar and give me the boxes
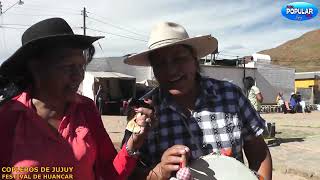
[158,76,217,112]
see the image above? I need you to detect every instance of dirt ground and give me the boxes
[102,111,320,180]
[261,112,320,180]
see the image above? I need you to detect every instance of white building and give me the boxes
[243,53,271,68]
[82,56,295,104]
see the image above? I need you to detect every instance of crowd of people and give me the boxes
[243,77,311,115]
[0,18,273,180]
[276,92,311,113]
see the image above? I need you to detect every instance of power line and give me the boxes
[0,25,25,30]
[87,16,148,39]
[22,0,80,12]
[0,24,82,31]
[87,12,148,38]
[87,27,147,42]
[0,23,30,26]
[2,5,148,41]
[23,4,80,13]
[9,8,81,16]
[15,6,81,15]
[4,12,68,17]
[87,11,147,33]
[0,0,24,15]
[72,26,82,29]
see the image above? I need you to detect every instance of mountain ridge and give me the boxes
[259,29,320,72]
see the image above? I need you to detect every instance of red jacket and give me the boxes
[0,92,137,180]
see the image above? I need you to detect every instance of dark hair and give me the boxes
[85,44,96,64]
[243,76,255,90]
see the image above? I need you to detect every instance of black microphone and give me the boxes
[128,87,158,109]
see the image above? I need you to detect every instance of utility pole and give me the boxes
[242,56,247,95]
[82,7,86,35]
[0,0,24,16]
[0,1,3,14]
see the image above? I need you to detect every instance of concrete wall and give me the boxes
[256,63,295,103]
[201,65,256,90]
[201,63,295,104]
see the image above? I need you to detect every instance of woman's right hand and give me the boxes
[152,145,190,179]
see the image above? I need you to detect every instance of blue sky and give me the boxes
[0,0,319,63]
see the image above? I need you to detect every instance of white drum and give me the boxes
[189,155,258,180]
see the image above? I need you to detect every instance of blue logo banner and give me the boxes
[282,2,318,21]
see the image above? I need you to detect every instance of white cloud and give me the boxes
[0,0,319,63]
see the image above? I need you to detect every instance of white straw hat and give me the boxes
[124,22,218,66]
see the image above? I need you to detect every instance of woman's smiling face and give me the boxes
[29,48,86,102]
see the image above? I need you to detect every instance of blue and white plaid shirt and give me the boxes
[139,77,265,167]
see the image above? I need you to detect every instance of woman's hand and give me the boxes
[126,100,156,151]
[149,145,190,179]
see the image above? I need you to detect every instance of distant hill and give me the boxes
[259,29,320,72]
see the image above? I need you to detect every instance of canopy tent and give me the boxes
[137,79,159,87]
[87,71,135,79]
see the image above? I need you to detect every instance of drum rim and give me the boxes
[189,154,258,180]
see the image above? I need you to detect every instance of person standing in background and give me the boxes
[244,76,263,112]
[95,85,106,114]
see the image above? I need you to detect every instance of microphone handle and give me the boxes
[138,87,159,100]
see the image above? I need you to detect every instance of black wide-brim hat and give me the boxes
[0,17,103,78]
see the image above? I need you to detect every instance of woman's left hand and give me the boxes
[126,101,156,151]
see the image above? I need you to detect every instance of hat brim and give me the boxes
[0,34,103,77]
[124,35,218,66]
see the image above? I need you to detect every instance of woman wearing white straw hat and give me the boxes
[0,18,152,180]
[123,22,272,180]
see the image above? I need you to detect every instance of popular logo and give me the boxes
[281,2,318,21]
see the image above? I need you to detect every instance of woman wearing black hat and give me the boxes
[0,18,152,180]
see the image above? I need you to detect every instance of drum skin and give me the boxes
[189,155,258,180]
